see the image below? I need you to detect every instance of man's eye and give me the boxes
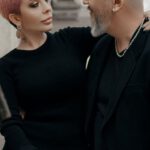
[45,0,51,3]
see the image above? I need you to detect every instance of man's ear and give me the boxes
[112,0,124,12]
[8,13,21,27]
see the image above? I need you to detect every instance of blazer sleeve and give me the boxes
[0,59,38,150]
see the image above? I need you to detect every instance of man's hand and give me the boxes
[143,10,150,31]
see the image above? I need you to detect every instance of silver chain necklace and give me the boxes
[115,20,144,58]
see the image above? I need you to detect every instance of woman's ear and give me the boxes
[112,0,124,12]
[8,13,21,27]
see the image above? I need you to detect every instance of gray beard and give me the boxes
[91,16,107,37]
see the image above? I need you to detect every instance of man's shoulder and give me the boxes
[146,30,150,41]
[143,31,150,52]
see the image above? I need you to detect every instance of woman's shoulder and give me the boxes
[0,49,17,67]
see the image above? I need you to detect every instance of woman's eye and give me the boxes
[29,2,39,8]
[29,0,51,8]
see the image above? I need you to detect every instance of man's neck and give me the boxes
[109,14,144,53]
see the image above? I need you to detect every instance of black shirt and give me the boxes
[94,42,131,149]
[0,27,97,150]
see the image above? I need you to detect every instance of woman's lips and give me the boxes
[41,17,52,25]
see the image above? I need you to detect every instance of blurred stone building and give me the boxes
[0,17,19,57]
[52,0,81,20]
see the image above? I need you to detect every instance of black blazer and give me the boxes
[85,30,150,150]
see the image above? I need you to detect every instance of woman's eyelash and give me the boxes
[29,0,51,8]
[29,2,39,8]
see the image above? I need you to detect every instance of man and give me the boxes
[83,0,150,150]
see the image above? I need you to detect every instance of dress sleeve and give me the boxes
[0,59,37,150]
[58,27,99,57]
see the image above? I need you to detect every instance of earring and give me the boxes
[112,7,117,12]
[16,25,22,39]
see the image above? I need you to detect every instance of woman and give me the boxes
[0,0,150,150]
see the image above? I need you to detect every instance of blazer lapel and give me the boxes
[100,29,148,131]
[100,52,136,130]
[85,35,113,131]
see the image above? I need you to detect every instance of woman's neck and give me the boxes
[17,31,47,51]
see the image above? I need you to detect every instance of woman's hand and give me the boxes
[143,10,150,31]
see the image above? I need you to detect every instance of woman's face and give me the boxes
[19,0,53,32]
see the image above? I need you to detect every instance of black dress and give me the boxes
[0,27,97,150]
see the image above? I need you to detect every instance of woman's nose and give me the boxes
[42,1,52,14]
